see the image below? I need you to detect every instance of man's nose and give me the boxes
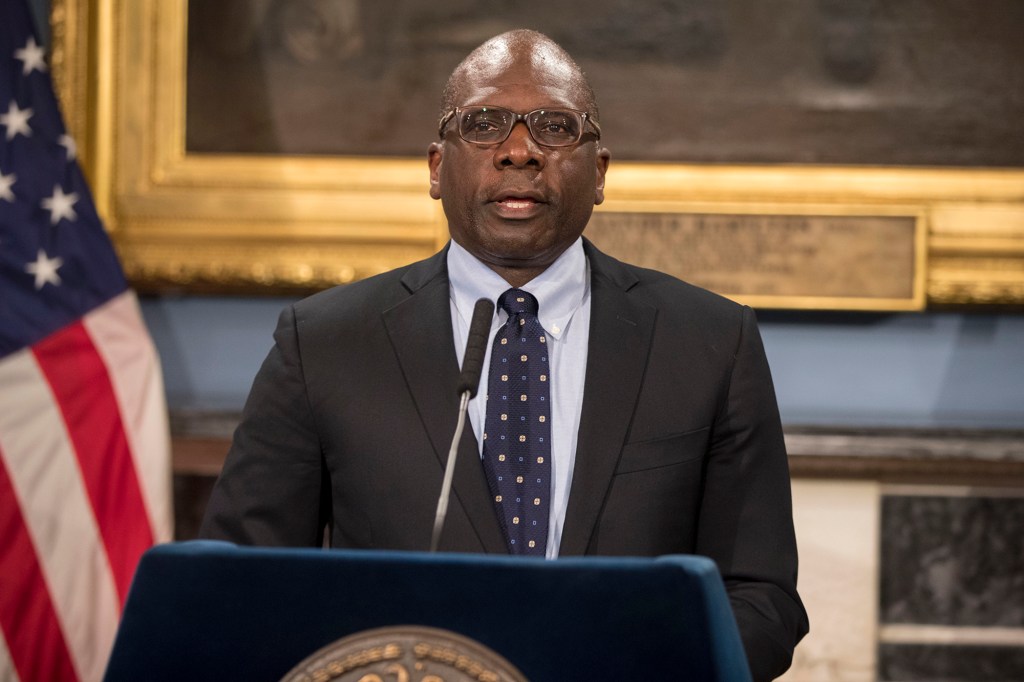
[495,122,546,169]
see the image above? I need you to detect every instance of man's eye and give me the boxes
[540,122,569,134]
[538,120,579,139]
[470,119,502,132]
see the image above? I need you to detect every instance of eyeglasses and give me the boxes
[438,105,601,147]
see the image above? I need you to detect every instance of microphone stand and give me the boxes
[430,297,493,552]
[430,390,472,552]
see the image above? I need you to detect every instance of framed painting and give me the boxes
[51,0,1024,307]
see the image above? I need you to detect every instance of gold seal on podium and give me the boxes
[281,625,529,682]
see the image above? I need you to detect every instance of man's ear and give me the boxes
[593,146,611,206]
[428,142,444,200]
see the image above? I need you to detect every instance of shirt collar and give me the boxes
[447,238,589,341]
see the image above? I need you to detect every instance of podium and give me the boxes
[104,542,752,681]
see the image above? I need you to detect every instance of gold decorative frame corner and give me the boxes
[52,0,448,294]
[52,0,1024,306]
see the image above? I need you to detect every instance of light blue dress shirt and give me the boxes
[448,238,591,558]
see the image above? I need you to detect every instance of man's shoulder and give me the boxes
[626,266,750,339]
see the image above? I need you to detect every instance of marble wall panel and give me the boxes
[879,643,1024,681]
[880,494,1024,627]
[879,492,1024,681]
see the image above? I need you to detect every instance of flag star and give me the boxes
[41,185,79,224]
[14,36,48,75]
[59,134,77,160]
[0,172,15,202]
[25,249,63,289]
[1,102,33,140]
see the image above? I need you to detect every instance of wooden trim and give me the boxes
[172,415,1024,485]
[173,437,230,477]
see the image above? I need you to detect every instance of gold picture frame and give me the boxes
[51,0,1024,307]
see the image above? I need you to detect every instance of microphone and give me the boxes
[430,298,494,552]
[456,298,495,398]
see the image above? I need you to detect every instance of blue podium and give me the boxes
[104,542,752,681]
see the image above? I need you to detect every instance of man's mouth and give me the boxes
[491,192,546,218]
[499,197,538,209]
[492,196,545,219]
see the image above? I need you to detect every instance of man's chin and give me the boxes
[480,241,565,270]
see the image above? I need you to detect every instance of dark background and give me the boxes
[186,0,1024,166]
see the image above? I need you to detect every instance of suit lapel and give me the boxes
[382,251,507,554]
[560,242,656,556]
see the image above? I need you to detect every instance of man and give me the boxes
[201,29,808,680]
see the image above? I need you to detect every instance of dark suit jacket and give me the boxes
[201,239,808,680]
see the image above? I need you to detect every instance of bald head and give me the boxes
[439,30,599,128]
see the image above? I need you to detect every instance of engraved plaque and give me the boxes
[587,211,923,310]
[281,626,529,682]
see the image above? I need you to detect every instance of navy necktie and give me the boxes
[482,289,551,556]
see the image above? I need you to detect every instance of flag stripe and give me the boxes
[83,293,172,543]
[0,625,22,682]
[32,322,155,606]
[0,349,120,682]
[0,452,79,682]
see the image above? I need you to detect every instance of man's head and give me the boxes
[428,30,611,287]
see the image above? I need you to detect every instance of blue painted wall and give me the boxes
[141,296,1024,429]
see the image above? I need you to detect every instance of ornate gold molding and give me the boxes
[53,0,1024,305]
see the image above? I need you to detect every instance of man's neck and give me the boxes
[492,266,543,289]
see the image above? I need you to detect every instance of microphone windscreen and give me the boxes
[456,298,494,398]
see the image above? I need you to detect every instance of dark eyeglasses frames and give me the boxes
[438,105,601,147]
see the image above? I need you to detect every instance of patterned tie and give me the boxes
[482,289,551,556]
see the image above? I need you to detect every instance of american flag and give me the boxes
[0,2,172,680]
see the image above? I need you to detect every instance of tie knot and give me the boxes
[498,289,539,317]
